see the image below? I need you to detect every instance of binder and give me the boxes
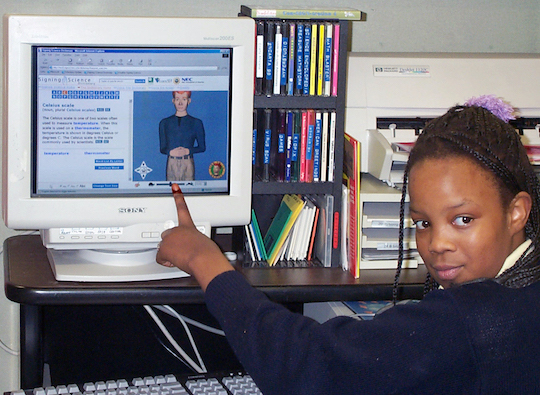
[264,21,275,96]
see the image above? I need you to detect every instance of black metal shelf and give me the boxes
[252,180,335,195]
[254,95,337,109]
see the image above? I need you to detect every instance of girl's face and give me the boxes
[408,156,528,288]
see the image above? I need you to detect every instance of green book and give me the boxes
[263,194,305,265]
[251,209,267,260]
[240,5,364,21]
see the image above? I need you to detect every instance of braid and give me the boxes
[393,171,408,304]
[393,104,540,297]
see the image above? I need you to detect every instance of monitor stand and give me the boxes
[47,248,189,282]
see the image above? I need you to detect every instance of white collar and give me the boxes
[496,239,532,277]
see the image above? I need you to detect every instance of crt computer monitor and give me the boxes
[3,15,255,282]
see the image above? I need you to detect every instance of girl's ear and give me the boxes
[508,191,532,236]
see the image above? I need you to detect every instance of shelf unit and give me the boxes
[245,18,351,268]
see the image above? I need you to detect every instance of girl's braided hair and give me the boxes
[393,97,540,301]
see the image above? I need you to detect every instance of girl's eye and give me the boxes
[414,220,429,230]
[454,216,473,226]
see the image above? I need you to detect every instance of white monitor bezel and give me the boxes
[3,15,255,238]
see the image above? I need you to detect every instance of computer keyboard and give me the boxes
[5,371,263,395]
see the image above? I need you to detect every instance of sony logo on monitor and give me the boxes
[118,208,147,214]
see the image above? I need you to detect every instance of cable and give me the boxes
[0,339,19,356]
[143,305,206,374]
[159,305,207,373]
[154,305,226,336]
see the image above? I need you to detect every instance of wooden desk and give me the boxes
[4,234,427,387]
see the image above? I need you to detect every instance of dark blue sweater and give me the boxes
[158,114,206,156]
[205,270,540,394]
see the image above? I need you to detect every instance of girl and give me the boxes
[157,96,540,394]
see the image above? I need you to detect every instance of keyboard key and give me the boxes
[33,388,46,395]
[10,372,261,395]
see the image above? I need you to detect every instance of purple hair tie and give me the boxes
[464,94,516,123]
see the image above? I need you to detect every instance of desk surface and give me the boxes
[4,235,427,305]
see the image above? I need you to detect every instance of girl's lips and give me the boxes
[433,265,462,282]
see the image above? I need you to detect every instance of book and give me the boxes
[305,109,316,182]
[299,110,308,182]
[279,22,289,95]
[294,23,304,95]
[317,23,325,96]
[343,133,361,278]
[309,22,318,96]
[331,23,340,97]
[255,20,265,95]
[252,109,259,179]
[245,224,257,261]
[312,111,322,182]
[263,194,305,265]
[302,23,311,95]
[287,22,295,96]
[284,199,310,260]
[301,198,318,260]
[323,23,333,96]
[340,184,349,271]
[327,111,336,182]
[240,5,364,20]
[275,109,287,181]
[264,21,275,96]
[291,110,301,182]
[306,204,320,261]
[285,110,294,181]
[272,22,282,95]
[251,209,267,260]
[320,111,329,182]
[262,109,272,181]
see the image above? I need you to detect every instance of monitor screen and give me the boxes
[34,46,232,197]
[3,15,255,281]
